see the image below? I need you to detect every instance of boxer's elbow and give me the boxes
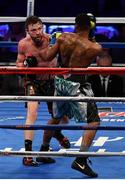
[46,46,59,61]
[95,43,103,55]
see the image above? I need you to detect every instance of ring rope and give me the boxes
[0,96,124,102]
[0,125,125,130]
[0,67,125,75]
[0,150,125,157]
[0,42,18,48]
[0,17,125,23]
[101,42,125,48]
[1,42,125,49]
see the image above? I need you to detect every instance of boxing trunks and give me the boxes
[25,79,54,115]
[53,75,100,123]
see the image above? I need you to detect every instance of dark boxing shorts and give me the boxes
[53,75,100,123]
[25,79,54,115]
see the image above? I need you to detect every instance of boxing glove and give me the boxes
[87,13,96,29]
[87,13,96,41]
[50,32,62,45]
[24,56,37,80]
[24,56,38,67]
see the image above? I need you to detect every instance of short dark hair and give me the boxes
[75,13,91,30]
[25,15,43,30]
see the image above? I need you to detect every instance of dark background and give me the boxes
[0,0,125,17]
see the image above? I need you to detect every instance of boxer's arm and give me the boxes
[89,42,102,58]
[45,32,62,61]
[16,41,26,67]
[46,42,59,61]
[39,32,62,62]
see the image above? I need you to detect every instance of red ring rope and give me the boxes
[0,67,125,75]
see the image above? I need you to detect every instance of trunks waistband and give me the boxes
[57,74,86,85]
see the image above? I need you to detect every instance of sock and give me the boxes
[80,145,89,152]
[76,145,89,162]
[25,139,32,151]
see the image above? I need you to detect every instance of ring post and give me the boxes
[27,0,35,16]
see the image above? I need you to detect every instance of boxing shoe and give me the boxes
[71,157,98,178]
[58,137,71,149]
[23,157,39,167]
[36,145,55,164]
[53,130,70,149]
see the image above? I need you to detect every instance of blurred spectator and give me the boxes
[87,52,124,97]
[4,22,25,42]
[95,26,119,42]
[0,23,25,95]
[95,33,109,43]
[112,24,125,42]
[0,24,9,38]
[109,24,125,63]
[1,23,25,62]
[0,35,11,62]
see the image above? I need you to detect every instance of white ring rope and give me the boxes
[0,17,125,23]
[0,150,125,157]
[0,96,124,102]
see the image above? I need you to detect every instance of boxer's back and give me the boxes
[58,33,102,68]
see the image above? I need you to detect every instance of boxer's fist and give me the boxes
[87,13,96,29]
[87,13,96,41]
[50,32,62,45]
[24,56,38,67]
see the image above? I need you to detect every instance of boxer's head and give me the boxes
[25,16,43,46]
[75,13,91,32]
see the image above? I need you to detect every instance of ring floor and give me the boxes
[0,101,125,179]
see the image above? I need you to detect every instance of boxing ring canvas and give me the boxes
[0,101,125,179]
